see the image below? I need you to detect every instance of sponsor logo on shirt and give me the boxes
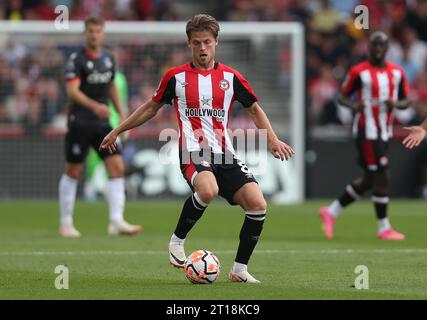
[104,57,112,69]
[185,108,225,122]
[87,71,112,84]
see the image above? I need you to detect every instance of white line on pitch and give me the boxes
[0,249,427,256]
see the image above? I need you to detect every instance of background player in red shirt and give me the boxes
[319,32,410,241]
[100,14,295,283]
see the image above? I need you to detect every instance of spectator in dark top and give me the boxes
[405,0,427,42]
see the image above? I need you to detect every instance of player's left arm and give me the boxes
[247,102,295,161]
[386,97,410,110]
[386,70,411,110]
[233,70,295,161]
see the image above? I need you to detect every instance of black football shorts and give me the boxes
[355,138,388,172]
[65,123,121,163]
[181,152,258,205]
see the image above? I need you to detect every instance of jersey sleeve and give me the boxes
[152,69,176,105]
[233,71,258,108]
[64,52,82,82]
[398,69,410,99]
[341,66,361,96]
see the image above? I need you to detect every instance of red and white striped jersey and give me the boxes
[341,60,410,141]
[152,62,258,155]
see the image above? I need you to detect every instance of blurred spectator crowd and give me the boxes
[0,0,426,129]
[216,0,427,130]
[0,36,193,136]
[217,0,427,198]
[0,0,178,21]
[1,0,427,197]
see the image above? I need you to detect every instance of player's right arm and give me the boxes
[337,92,364,113]
[99,99,163,153]
[336,66,364,113]
[402,118,427,149]
[66,80,110,118]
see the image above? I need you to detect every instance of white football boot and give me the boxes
[168,241,186,269]
[59,224,81,238]
[108,220,143,236]
[228,269,261,284]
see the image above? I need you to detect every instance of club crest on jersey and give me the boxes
[219,79,230,91]
[72,144,81,155]
[104,57,112,68]
[86,61,94,69]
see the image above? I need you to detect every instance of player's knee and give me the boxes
[113,162,125,177]
[360,180,373,193]
[246,197,267,213]
[65,166,82,179]
[364,176,374,188]
[373,171,389,188]
[197,185,219,204]
[373,186,388,196]
[106,157,125,178]
[359,173,374,191]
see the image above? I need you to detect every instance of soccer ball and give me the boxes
[184,250,221,284]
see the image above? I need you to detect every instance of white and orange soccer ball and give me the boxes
[184,250,221,284]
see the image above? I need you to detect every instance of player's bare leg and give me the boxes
[372,170,405,240]
[104,155,142,236]
[59,163,84,238]
[228,182,266,284]
[320,172,373,239]
[169,171,218,268]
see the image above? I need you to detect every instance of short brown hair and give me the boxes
[84,16,105,29]
[186,14,219,39]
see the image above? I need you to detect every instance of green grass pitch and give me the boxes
[0,199,426,299]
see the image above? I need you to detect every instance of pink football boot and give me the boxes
[319,207,335,240]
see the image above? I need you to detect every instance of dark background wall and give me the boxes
[0,137,64,198]
[306,139,424,198]
[1,136,425,199]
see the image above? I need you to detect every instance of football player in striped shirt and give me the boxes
[100,14,295,283]
[319,32,410,241]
